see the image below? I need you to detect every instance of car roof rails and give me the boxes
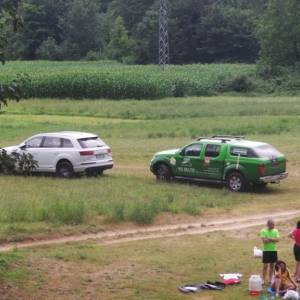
[196,135,245,143]
[211,135,245,140]
[196,136,212,141]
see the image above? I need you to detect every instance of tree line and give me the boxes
[2,0,300,68]
[4,0,265,64]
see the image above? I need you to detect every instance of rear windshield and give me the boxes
[78,137,105,149]
[230,147,256,158]
[253,145,282,158]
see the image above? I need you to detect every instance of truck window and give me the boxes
[183,144,202,157]
[205,144,221,158]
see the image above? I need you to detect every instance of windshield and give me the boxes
[253,145,282,158]
[78,137,105,148]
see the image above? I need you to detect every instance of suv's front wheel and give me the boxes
[226,172,247,192]
[155,164,172,182]
[56,161,74,178]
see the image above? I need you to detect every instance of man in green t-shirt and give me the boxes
[260,219,280,284]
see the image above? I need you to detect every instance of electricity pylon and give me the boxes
[159,0,169,70]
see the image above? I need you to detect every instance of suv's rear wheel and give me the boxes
[56,161,74,178]
[155,164,172,182]
[226,172,247,192]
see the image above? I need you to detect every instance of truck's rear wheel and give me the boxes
[226,172,247,192]
[155,164,172,182]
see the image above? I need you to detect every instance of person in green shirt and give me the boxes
[260,219,280,284]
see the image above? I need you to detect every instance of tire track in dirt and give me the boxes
[0,210,299,252]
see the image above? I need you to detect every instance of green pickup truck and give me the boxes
[150,136,288,192]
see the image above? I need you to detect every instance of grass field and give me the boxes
[0,96,299,242]
[1,61,256,98]
[0,95,300,299]
[0,219,299,299]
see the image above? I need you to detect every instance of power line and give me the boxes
[159,0,169,70]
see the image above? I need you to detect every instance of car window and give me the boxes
[26,136,43,148]
[230,147,256,158]
[253,145,282,158]
[43,137,62,148]
[62,138,73,148]
[78,137,104,148]
[183,144,202,157]
[205,144,221,158]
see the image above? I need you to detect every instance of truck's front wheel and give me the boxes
[226,172,247,192]
[155,164,172,182]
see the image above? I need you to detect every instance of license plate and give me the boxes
[96,154,106,159]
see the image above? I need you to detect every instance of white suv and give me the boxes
[4,131,113,178]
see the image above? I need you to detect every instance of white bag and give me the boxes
[253,246,263,258]
[283,290,300,300]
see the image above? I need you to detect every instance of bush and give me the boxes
[0,150,16,174]
[106,199,126,223]
[36,37,63,61]
[127,200,157,224]
[218,75,255,93]
[0,149,37,175]
[85,51,103,61]
[183,199,201,216]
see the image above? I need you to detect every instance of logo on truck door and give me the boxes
[182,157,192,167]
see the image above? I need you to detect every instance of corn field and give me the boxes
[0,61,256,99]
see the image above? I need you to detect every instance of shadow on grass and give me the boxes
[173,178,224,190]
[172,177,285,195]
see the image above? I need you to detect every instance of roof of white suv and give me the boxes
[34,131,98,139]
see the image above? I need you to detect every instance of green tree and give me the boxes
[134,4,159,64]
[58,0,104,59]
[14,0,66,59]
[0,0,23,109]
[36,36,62,60]
[0,0,22,63]
[105,16,135,63]
[4,0,268,64]
[109,0,155,33]
[197,4,259,62]
[257,0,300,67]
[169,0,202,64]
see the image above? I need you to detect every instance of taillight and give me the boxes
[258,163,266,176]
[107,148,112,155]
[79,150,94,156]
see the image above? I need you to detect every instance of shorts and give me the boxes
[294,244,300,262]
[262,251,278,264]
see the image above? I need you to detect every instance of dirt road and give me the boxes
[1,210,299,252]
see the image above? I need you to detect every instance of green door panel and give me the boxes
[201,144,227,179]
[174,143,203,177]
